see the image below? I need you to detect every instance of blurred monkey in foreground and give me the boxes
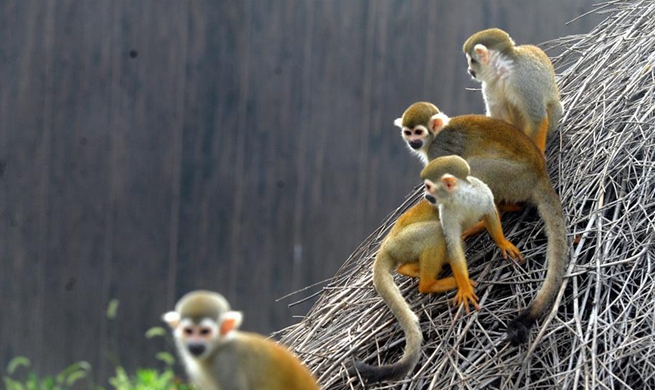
[163,290,320,390]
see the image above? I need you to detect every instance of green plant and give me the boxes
[107,366,193,390]
[105,326,194,390]
[3,357,91,390]
[3,304,193,390]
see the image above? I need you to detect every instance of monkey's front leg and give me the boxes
[446,244,480,313]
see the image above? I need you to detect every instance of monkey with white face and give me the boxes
[163,290,320,390]
[422,155,524,312]
[394,102,449,165]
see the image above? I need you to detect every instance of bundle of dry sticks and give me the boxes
[280,0,655,388]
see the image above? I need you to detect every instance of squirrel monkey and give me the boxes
[394,102,449,165]
[462,28,562,154]
[395,102,568,346]
[163,290,320,390]
[421,155,523,311]
[350,156,522,383]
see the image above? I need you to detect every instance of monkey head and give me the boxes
[462,28,515,81]
[420,155,471,204]
[163,290,243,360]
[394,102,450,162]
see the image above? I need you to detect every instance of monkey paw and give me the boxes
[499,241,524,263]
[453,284,480,314]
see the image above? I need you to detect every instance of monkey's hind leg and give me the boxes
[461,202,522,240]
[532,117,549,155]
[483,212,524,263]
[416,245,477,296]
[461,220,486,240]
[416,245,450,294]
[397,262,421,278]
[498,201,523,213]
[399,259,473,293]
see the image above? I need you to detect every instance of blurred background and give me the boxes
[0,0,604,385]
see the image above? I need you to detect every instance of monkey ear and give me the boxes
[393,118,403,128]
[441,174,457,191]
[473,44,489,64]
[219,311,243,337]
[429,113,450,134]
[162,311,181,328]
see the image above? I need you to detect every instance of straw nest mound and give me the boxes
[280,1,655,388]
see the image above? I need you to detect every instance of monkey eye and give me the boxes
[199,328,211,336]
[470,58,478,65]
[183,327,194,336]
[403,130,412,136]
[414,129,423,135]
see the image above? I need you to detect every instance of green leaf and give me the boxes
[3,377,26,390]
[38,376,54,390]
[65,370,88,386]
[106,299,120,320]
[6,357,31,375]
[145,327,167,339]
[155,352,175,366]
[26,372,40,390]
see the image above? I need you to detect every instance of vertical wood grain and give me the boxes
[0,0,605,384]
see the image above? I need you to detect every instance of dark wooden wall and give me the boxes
[0,0,603,384]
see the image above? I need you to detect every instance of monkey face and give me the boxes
[402,126,430,150]
[423,180,439,204]
[465,53,480,80]
[424,175,459,204]
[177,318,219,359]
[468,67,477,79]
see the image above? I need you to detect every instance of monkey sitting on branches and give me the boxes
[350,156,522,384]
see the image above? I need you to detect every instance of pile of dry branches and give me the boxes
[279,0,655,388]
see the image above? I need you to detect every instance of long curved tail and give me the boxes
[506,182,568,345]
[349,249,423,382]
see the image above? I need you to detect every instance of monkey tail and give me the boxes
[349,250,422,383]
[506,183,568,345]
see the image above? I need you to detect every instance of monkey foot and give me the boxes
[396,263,420,278]
[498,240,524,263]
[453,281,480,314]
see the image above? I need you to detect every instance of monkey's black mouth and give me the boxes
[409,140,423,150]
[424,194,436,204]
[188,343,206,357]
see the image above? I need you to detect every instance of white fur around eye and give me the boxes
[199,318,219,336]
[175,318,193,337]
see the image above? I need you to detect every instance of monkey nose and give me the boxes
[468,68,477,78]
[424,194,436,204]
[188,343,206,357]
[409,140,423,150]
